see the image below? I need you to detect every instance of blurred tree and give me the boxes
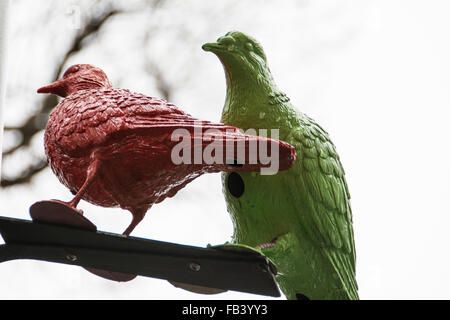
[0,0,237,188]
[1,3,122,187]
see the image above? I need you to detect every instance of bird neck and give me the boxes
[221,63,286,129]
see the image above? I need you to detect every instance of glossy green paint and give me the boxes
[203,31,358,300]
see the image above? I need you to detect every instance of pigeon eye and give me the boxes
[218,36,235,46]
[64,66,80,77]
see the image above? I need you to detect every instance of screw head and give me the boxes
[189,262,201,272]
[66,254,78,262]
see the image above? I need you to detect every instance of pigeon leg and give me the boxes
[68,159,101,209]
[123,207,147,236]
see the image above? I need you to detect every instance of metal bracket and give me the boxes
[0,216,280,297]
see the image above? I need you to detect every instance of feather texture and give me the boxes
[207,31,358,299]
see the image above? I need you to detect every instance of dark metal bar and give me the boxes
[0,216,280,297]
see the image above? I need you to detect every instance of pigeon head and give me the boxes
[203,31,269,77]
[37,64,112,97]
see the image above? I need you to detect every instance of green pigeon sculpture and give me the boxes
[203,31,358,300]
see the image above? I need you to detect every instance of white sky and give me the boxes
[1,0,450,299]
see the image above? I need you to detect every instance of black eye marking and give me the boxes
[296,293,310,300]
[227,172,244,198]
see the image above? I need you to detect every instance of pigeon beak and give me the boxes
[202,42,221,52]
[37,79,68,97]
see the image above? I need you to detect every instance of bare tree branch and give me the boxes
[0,158,47,187]
[1,7,122,188]
[144,61,173,101]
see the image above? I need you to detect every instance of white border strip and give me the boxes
[0,0,11,185]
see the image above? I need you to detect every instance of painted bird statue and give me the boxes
[36,63,296,239]
[203,32,358,300]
